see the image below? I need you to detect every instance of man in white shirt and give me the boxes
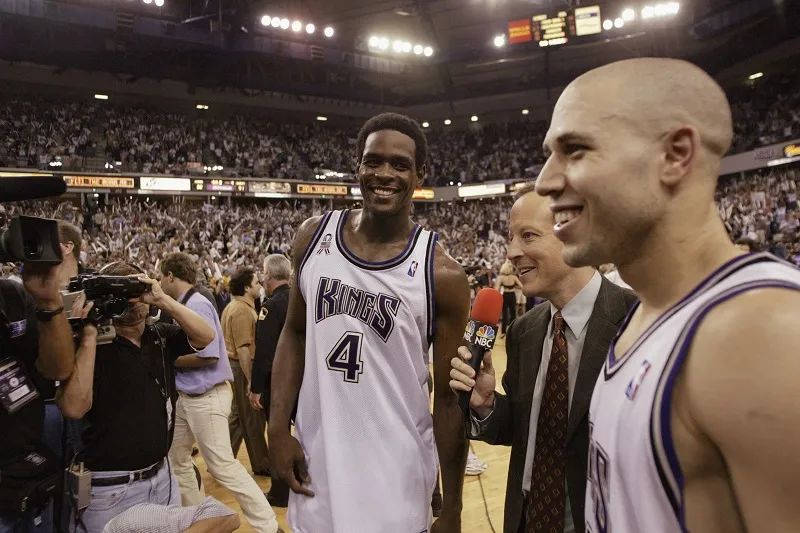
[449,182,637,533]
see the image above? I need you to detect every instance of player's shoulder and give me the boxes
[293,213,331,261]
[431,241,469,307]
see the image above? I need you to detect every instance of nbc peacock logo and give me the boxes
[476,325,495,340]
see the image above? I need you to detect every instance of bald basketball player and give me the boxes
[269,113,469,533]
[536,58,800,533]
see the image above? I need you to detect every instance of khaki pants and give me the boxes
[169,383,279,533]
[229,359,270,472]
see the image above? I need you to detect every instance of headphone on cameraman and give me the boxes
[98,261,161,325]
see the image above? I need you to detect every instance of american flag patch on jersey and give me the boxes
[625,360,652,400]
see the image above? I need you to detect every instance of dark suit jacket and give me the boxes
[472,276,637,533]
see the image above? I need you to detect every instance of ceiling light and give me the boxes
[142,0,152,4]
[261,15,270,26]
[280,18,290,29]
[306,23,315,34]
[493,34,506,48]
[422,122,429,128]
[667,2,680,14]
[196,104,209,110]
[622,8,634,20]
[317,116,328,121]
[603,19,613,30]
[154,0,164,6]
[94,94,109,100]
[444,119,451,125]
[378,37,389,50]
[291,21,302,32]
[324,26,334,37]
[522,109,529,115]
[749,72,763,80]
[614,17,624,28]
[392,40,404,52]
[271,16,281,27]
[423,46,433,57]
[641,6,655,18]
[471,115,478,122]
[413,44,423,55]
[401,41,412,53]
[369,36,379,47]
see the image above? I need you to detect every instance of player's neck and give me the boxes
[618,210,740,313]
[356,208,415,243]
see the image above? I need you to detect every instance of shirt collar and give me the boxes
[233,296,255,309]
[548,271,603,338]
[272,283,290,295]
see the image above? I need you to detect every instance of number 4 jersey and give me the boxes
[291,209,439,533]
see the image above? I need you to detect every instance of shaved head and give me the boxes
[535,58,735,269]
[567,58,733,158]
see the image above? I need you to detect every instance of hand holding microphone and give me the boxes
[450,288,503,418]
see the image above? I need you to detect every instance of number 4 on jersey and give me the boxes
[326,331,364,383]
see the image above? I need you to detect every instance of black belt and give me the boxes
[91,460,164,487]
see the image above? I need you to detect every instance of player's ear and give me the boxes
[661,125,697,188]
[416,164,426,187]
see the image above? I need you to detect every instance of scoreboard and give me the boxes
[508,5,602,47]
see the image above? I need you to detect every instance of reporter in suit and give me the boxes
[450,183,637,533]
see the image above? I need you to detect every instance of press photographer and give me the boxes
[0,176,76,532]
[55,262,215,533]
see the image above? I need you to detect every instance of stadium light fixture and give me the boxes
[317,116,328,121]
[522,109,529,115]
[378,37,389,50]
[154,0,164,6]
[401,41,412,53]
[291,21,302,32]
[493,34,506,48]
[471,115,478,122]
[444,119,451,125]
[142,0,152,4]
[422,122,429,128]
[324,26,334,37]
[392,40,404,52]
[261,15,270,26]
[306,23,315,34]
[641,6,655,18]
[449,181,454,186]
[423,46,433,57]
[196,104,209,110]
[748,72,763,80]
[603,19,613,30]
[94,94,109,100]
[622,8,634,21]
[369,36,379,47]
[271,16,281,27]
[614,17,624,28]
[413,44,423,55]
[280,18,290,29]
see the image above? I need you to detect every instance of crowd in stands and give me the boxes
[2,164,797,286]
[0,68,797,183]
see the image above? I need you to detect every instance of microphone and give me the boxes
[459,288,504,417]
[0,175,67,202]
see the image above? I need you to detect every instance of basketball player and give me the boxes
[269,112,470,533]
[535,57,800,533]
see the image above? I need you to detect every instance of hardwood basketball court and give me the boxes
[197,338,512,532]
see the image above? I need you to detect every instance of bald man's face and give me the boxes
[534,82,667,268]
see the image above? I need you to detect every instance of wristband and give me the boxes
[35,306,64,322]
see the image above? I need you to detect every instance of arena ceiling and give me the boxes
[0,0,798,110]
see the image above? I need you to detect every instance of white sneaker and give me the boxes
[465,450,488,476]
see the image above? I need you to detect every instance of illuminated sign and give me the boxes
[508,19,532,44]
[139,177,191,191]
[248,181,292,195]
[785,144,800,158]
[413,188,435,200]
[64,175,135,189]
[350,186,363,197]
[296,183,349,196]
[0,172,52,178]
[193,179,247,193]
[574,5,602,36]
[458,183,507,198]
[532,11,571,47]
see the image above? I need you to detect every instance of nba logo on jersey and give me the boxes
[317,234,332,255]
[408,260,418,277]
[625,360,652,400]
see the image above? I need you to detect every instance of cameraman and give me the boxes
[0,262,75,532]
[56,262,215,533]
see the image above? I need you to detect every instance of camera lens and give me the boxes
[22,232,41,260]
[107,298,129,318]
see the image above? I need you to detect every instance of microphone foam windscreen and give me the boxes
[470,288,504,325]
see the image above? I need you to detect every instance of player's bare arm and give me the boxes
[430,243,471,533]
[268,215,323,498]
[674,288,800,533]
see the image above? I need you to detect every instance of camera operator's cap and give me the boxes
[0,175,67,202]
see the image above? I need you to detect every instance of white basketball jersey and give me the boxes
[586,253,800,533]
[290,209,439,533]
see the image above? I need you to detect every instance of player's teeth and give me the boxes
[555,209,581,224]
